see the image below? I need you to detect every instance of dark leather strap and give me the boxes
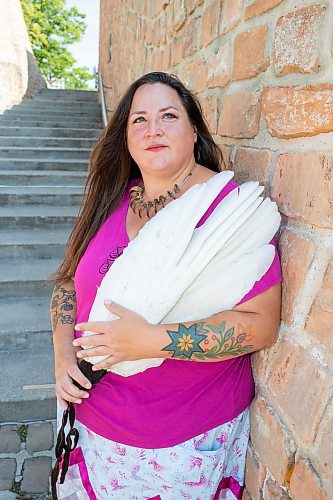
[51,361,107,498]
[51,403,79,498]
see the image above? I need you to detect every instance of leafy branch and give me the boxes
[195,321,253,360]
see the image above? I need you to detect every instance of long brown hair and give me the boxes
[54,72,225,283]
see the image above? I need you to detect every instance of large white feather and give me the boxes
[83,171,281,376]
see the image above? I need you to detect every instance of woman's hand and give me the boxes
[54,342,92,410]
[73,301,157,371]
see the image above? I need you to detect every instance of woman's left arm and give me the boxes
[73,283,281,369]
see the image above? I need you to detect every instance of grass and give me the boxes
[15,424,28,443]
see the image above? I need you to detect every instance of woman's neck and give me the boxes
[141,159,196,201]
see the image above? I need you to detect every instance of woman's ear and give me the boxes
[194,128,197,143]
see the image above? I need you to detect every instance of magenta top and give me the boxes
[74,179,282,448]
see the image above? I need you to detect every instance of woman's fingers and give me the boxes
[56,371,90,403]
[76,346,110,359]
[56,385,86,404]
[92,354,120,371]
[56,384,85,405]
[104,300,128,317]
[68,363,92,390]
[73,333,106,348]
[74,302,135,335]
[55,378,80,404]
[74,321,110,334]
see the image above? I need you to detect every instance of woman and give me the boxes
[51,72,282,499]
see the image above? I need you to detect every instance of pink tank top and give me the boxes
[74,179,282,448]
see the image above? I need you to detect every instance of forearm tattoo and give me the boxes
[50,284,76,332]
[161,321,254,360]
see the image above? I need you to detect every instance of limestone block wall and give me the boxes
[99,1,333,498]
[0,0,45,111]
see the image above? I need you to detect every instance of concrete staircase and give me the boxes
[0,89,102,423]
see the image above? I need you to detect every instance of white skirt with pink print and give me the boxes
[57,407,249,500]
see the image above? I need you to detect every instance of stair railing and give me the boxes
[98,72,109,128]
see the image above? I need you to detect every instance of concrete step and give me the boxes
[5,107,101,119]
[18,99,100,111]
[0,204,78,228]
[0,147,91,160]
[0,119,102,129]
[0,348,56,422]
[0,136,96,149]
[0,169,87,186]
[0,295,52,350]
[0,185,83,205]
[0,258,61,298]
[0,126,101,138]
[0,88,99,425]
[0,158,88,171]
[36,89,98,100]
[0,226,71,259]
[0,113,101,124]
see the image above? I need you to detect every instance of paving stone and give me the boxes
[0,458,16,491]
[26,423,53,453]
[21,456,52,493]
[0,425,21,453]
[0,491,17,499]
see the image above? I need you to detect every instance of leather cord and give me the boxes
[51,361,107,498]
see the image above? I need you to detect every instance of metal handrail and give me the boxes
[98,72,108,128]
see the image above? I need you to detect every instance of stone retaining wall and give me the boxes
[0,0,46,112]
[99,1,333,498]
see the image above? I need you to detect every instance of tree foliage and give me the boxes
[65,66,94,90]
[21,0,93,89]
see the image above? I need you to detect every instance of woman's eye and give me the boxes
[133,116,146,124]
[163,112,177,119]
[132,113,177,123]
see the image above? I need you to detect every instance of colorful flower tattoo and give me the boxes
[194,321,253,360]
[50,285,76,332]
[162,324,206,358]
[162,321,253,360]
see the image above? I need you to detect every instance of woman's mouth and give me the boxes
[146,145,167,152]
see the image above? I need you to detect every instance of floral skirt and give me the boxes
[57,407,250,500]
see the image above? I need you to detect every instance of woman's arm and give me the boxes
[51,280,92,409]
[158,282,281,361]
[73,283,281,370]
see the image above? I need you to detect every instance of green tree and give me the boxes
[65,66,94,90]
[21,0,93,89]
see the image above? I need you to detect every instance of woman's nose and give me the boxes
[145,120,163,138]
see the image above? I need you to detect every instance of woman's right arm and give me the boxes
[51,280,91,409]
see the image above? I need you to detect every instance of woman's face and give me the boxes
[127,83,197,178]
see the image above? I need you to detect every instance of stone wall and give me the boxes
[0,0,45,112]
[99,1,333,498]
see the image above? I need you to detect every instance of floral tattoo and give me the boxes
[162,324,206,358]
[162,321,253,360]
[50,284,76,332]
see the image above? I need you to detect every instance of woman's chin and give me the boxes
[141,158,176,175]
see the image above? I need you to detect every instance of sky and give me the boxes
[65,0,100,87]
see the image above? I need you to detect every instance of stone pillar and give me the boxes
[0,0,46,111]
